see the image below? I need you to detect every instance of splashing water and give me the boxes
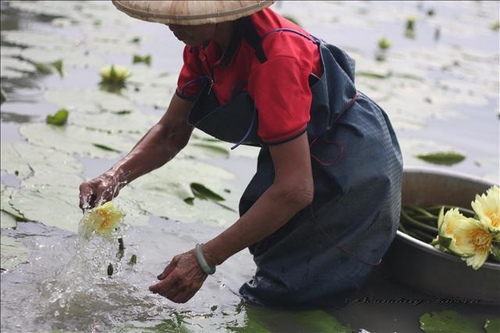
[2,216,161,332]
[31,208,175,332]
[1,215,254,333]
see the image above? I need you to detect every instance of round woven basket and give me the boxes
[112,0,275,25]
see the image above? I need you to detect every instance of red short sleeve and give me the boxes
[176,47,203,100]
[247,28,320,144]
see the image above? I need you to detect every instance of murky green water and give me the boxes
[1,1,499,332]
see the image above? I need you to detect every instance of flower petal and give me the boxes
[439,208,492,258]
[471,186,500,231]
[79,201,124,240]
[464,250,489,270]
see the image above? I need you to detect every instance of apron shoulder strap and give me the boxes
[237,17,267,64]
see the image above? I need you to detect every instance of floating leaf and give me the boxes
[416,152,466,166]
[293,310,351,333]
[1,235,29,270]
[490,21,500,31]
[46,108,69,126]
[1,211,18,229]
[34,60,64,76]
[405,16,417,39]
[378,37,392,50]
[92,143,122,153]
[419,310,484,333]
[406,16,417,31]
[228,305,271,333]
[107,263,114,276]
[44,88,136,113]
[190,142,230,157]
[130,36,141,43]
[51,59,64,77]
[0,88,5,104]
[1,57,37,78]
[132,54,151,66]
[357,71,391,79]
[128,158,239,227]
[128,254,137,265]
[190,183,225,202]
[35,62,52,74]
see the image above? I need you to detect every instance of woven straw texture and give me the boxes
[112,1,275,25]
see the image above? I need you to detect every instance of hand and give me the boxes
[79,171,123,211]
[149,250,208,303]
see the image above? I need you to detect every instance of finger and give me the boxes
[157,260,177,280]
[79,187,96,210]
[148,280,164,294]
[149,275,176,294]
[171,288,197,304]
[151,280,190,303]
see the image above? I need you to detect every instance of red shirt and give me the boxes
[177,8,322,144]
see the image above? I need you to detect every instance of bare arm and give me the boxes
[79,94,194,209]
[203,132,315,265]
[149,132,315,303]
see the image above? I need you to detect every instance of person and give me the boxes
[79,0,403,309]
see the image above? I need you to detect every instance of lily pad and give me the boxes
[44,88,135,114]
[133,54,151,65]
[1,141,84,178]
[0,57,37,78]
[21,47,105,69]
[0,88,6,104]
[0,30,76,50]
[419,310,484,333]
[0,234,29,270]
[8,1,78,18]
[127,159,239,227]
[0,46,23,58]
[0,141,93,233]
[416,152,466,166]
[9,173,84,233]
[70,107,157,135]
[190,183,225,202]
[1,184,24,226]
[19,123,129,158]
[1,211,18,229]
[293,310,351,333]
[185,142,230,158]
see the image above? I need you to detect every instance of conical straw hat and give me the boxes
[112,1,275,25]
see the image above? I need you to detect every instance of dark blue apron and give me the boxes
[187,18,403,308]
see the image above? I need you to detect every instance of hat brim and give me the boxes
[112,1,275,25]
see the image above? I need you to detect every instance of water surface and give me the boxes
[1,1,499,332]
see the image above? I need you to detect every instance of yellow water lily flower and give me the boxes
[80,201,124,240]
[99,65,131,85]
[437,208,493,270]
[471,186,500,233]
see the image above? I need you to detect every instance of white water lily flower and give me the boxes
[471,186,500,234]
[437,208,493,270]
[99,65,131,84]
[80,201,124,240]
